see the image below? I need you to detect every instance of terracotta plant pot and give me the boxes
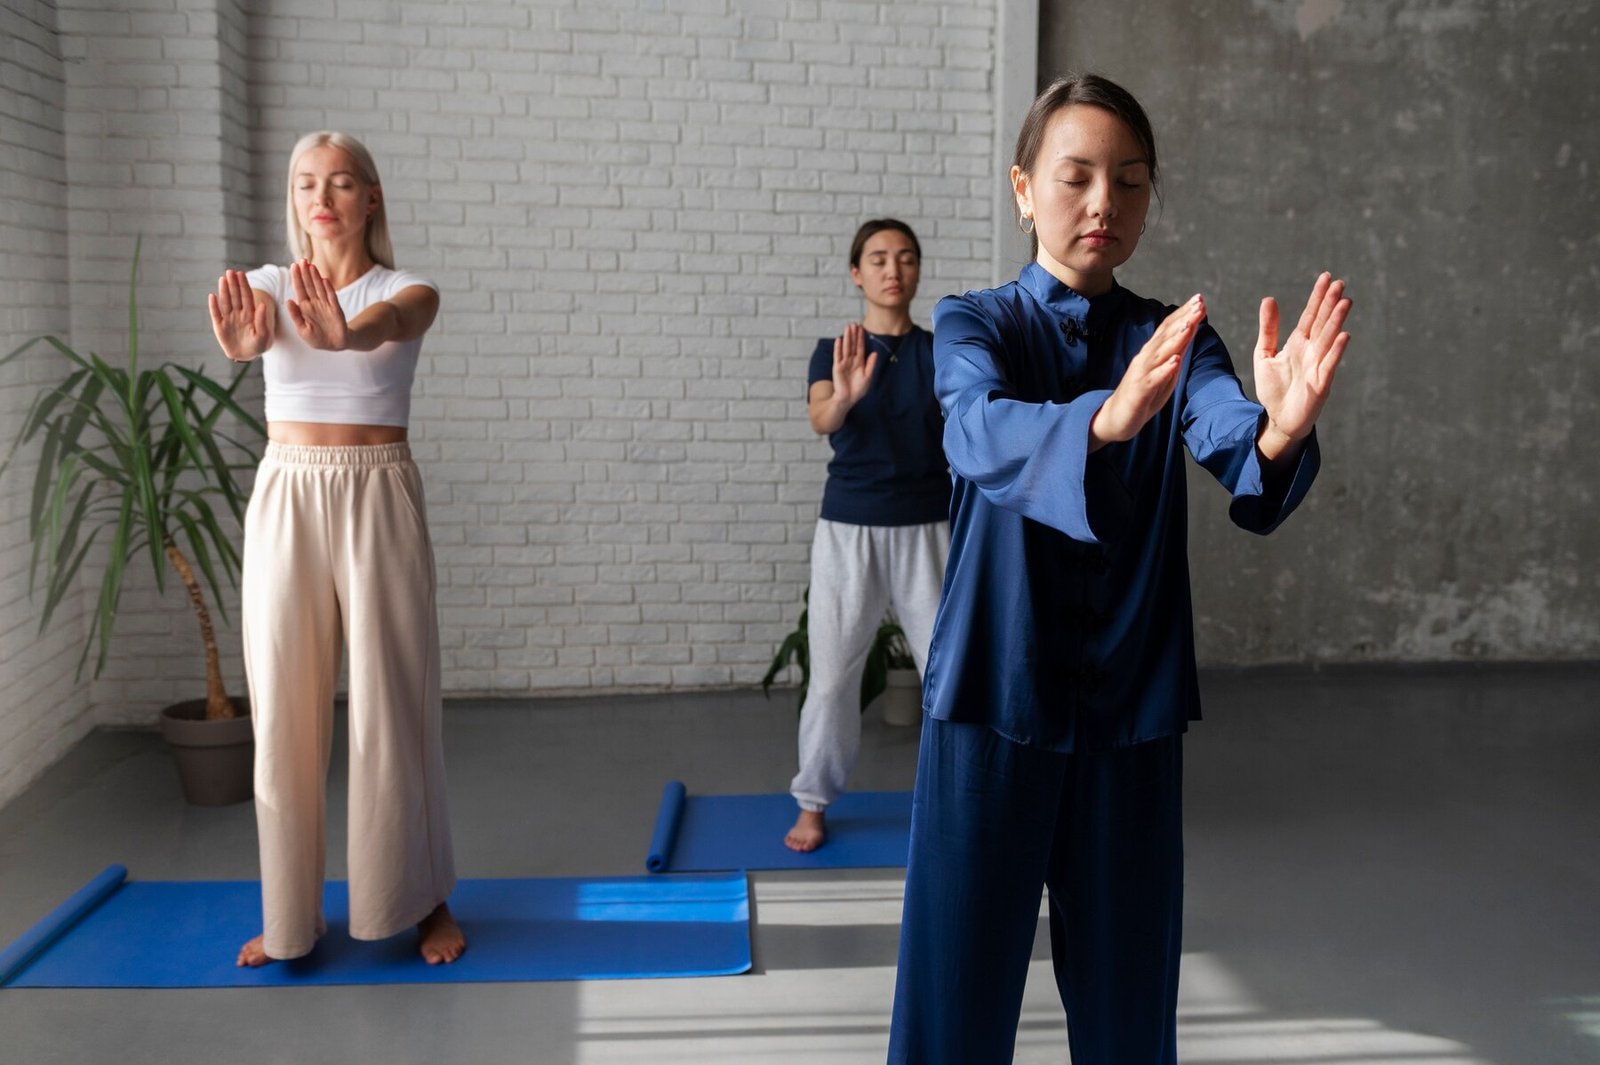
[158,698,254,806]
[880,668,923,726]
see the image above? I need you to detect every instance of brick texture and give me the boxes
[0,0,1003,760]
[0,0,95,805]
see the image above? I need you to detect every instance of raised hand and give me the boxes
[286,259,351,351]
[1090,293,1205,447]
[1254,272,1350,450]
[207,269,274,362]
[831,322,879,409]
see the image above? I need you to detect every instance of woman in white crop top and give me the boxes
[209,131,464,968]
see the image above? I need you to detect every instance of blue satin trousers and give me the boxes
[887,717,1184,1064]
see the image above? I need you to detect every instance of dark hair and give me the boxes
[849,218,921,268]
[1013,73,1159,214]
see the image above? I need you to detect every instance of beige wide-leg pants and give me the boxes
[242,442,456,960]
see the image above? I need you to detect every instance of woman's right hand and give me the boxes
[208,269,274,362]
[830,322,879,409]
[807,323,880,434]
[1089,294,1205,449]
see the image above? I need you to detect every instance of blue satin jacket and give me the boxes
[922,263,1320,751]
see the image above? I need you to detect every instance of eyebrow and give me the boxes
[1057,155,1148,168]
[295,170,358,179]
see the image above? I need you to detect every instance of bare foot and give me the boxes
[236,934,273,968]
[418,902,466,965]
[784,809,827,852]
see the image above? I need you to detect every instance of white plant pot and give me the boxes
[880,668,922,726]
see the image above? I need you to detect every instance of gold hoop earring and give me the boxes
[1019,215,1035,235]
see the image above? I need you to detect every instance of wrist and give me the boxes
[1257,420,1301,462]
[1087,396,1127,451]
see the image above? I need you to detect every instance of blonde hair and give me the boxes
[284,131,395,268]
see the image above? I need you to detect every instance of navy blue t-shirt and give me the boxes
[806,326,950,526]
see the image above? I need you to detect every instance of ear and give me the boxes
[368,183,382,217]
[1010,164,1031,221]
[849,264,863,289]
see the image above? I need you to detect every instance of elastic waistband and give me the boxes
[263,441,412,468]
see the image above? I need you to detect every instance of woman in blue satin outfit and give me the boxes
[886,73,1353,1065]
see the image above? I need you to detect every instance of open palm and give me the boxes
[286,259,351,351]
[831,323,878,407]
[208,269,273,361]
[1254,272,1351,442]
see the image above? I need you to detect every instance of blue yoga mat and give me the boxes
[646,781,912,872]
[1,865,750,988]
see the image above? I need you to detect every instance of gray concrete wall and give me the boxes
[1037,0,1600,664]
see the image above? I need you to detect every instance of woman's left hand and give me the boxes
[286,259,351,350]
[1254,272,1351,453]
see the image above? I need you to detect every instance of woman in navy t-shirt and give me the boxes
[785,219,951,851]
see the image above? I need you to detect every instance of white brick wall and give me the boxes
[1,0,1005,737]
[235,0,999,698]
[0,0,96,806]
[57,0,263,725]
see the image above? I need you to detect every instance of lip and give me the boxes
[1080,231,1117,247]
[311,214,338,223]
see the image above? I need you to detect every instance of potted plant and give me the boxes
[870,620,922,726]
[0,239,265,804]
[760,589,923,726]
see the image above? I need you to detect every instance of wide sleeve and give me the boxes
[1180,322,1320,535]
[933,294,1132,544]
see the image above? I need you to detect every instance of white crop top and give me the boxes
[244,263,437,428]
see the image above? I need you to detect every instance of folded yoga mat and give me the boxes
[2,865,750,988]
[646,781,912,872]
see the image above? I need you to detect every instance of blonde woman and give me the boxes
[208,131,462,967]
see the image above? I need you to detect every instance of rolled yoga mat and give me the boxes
[0,864,129,986]
[2,866,750,988]
[645,782,912,873]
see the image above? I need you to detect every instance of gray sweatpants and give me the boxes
[790,518,950,811]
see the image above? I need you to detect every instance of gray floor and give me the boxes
[1,664,1597,1064]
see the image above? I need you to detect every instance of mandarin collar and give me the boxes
[1019,263,1125,328]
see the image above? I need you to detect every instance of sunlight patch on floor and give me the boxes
[751,875,906,927]
[572,882,1500,1065]
[1555,995,1600,1045]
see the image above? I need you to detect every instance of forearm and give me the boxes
[342,301,403,352]
[808,394,853,435]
